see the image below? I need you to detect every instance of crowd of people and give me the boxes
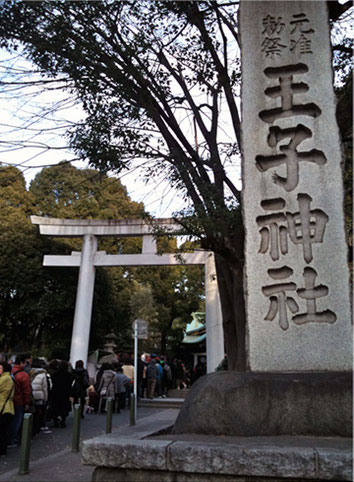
[0,353,79,457]
[0,352,205,457]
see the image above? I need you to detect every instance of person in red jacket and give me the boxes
[8,354,31,447]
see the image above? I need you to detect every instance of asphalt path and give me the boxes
[0,406,161,481]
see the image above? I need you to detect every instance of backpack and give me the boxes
[13,369,36,414]
[71,370,89,396]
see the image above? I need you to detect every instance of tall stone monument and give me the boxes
[173,0,352,438]
[240,1,352,370]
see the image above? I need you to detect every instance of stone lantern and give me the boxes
[104,332,117,353]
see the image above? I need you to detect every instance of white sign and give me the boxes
[132,319,148,340]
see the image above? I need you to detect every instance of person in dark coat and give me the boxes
[114,366,130,411]
[50,360,72,428]
[162,359,172,397]
[146,359,159,399]
[92,365,105,413]
[71,360,89,419]
[137,356,146,399]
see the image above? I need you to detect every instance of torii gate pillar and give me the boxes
[70,234,97,365]
[205,253,224,372]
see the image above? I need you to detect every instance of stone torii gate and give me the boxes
[31,216,224,373]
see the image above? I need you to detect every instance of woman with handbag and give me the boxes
[0,362,15,456]
[97,363,116,413]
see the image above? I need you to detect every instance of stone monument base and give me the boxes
[173,371,352,437]
[82,409,352,481]
[82,371,352,481]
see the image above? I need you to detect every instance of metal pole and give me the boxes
[134,320,138,419]
[130,393,136,426]
[18,413,33,475]
[72,404,81,452]
[106,398,113,434]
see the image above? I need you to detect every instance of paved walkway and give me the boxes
[0,406,162,482]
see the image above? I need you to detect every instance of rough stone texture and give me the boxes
[91,467,242,481]
[316,448,353,481]
[91,467,317,481]
[168,441,315,478]
[172,372,352,437]
[89,438,353,481]
[240,1,352,371]
[82,437,170,470]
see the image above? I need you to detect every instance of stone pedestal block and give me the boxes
[173,371,352,437]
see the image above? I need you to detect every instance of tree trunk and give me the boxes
[160,331,167,355]
[212,227,246,372]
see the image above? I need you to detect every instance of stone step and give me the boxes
[138,397,184,409]
[167,388,189,399]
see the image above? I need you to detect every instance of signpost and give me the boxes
[132,319,148,423]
